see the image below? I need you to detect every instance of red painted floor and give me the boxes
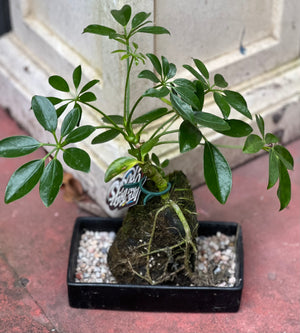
[0,106,299,333]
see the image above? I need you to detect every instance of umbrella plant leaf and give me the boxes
[194,112,230,131]
[179,120,202,153]
[265,133,279,144]
[173,78,195,91]
[213,92,231,118]
[83,24,116,36]
[5,159,44,203]
[182,64,208,89]
[167,63,177,79]
[39,159,63,207]
[170,92,195,124]
[31,95,58,132]
[274,145,294,170]
[61,107,81,137]
[138,70,160,83]
[48,75,70,92]
[0,136,41,157]
[161,56,170,78]
[146,53,162,75]
[204,141,232,204]
[92,129,120,144]
[63,148,91,172]
[65,125,95,144]
[111,5,131,26]
[137,26,170,35]
[143,87,169,98]
[243,134,264,153]
[102,115,124,125]
[216,119,253,137]
[224,90,252,119]
[268,149,279,189]
[79,79,100,94]
[47,97,62,105]
[73,65,82,89]
[193,58,209,80]
[173,86,201,110]
[214,73,228,88]
[132,108,168,124]
[105,157,137,182]
[79,92,97,102]
[255,114,265,137]
[277,160,291,210]
[131,11,151,29]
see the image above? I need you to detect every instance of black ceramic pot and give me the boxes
[67,217,243,312]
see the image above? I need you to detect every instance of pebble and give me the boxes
[75,230,237,287]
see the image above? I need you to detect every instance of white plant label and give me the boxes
[106,165,145,210]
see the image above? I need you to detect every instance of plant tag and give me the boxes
[106,165,146,210]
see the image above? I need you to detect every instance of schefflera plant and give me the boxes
[0,4,293,212]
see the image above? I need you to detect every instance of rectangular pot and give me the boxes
[67,216,243,312]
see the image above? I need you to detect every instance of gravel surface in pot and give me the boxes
[75,230,237,287]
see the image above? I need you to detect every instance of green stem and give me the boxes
[149,114,178,140]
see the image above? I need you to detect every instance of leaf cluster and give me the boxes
[0,4,294,210]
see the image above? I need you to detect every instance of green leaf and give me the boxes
[194,81,205,111]
[92,129,120,144]
[213,92,231,118]
[265,133,279,144]
[47,97,62,105]
[79,79,100,94]
[63,148,90,172]
[173,78,195,91]
[131,11,151,29]
[65,125,95,144]
[194,112,230,131]
[182,64,208,89]
[161,56,170,78]
[255,114,265,137]
[167,63,177,79]
[173,86,201,110]
[151,153,160,166]
[267,149,279,189]
[102,115,124,125]
[49,75,69,92]
[111,5,131,26]
[105,157,137,182]
[146,53,162,75]
[132,108,168,124]
[179,120,202,153]
[161,159,169,168]
[31,95,58,132]
[143,87,169,98]
[0,136,41,158]
[193,59,209,80]
[224,90,252,119]
[137,26,170,35]
[274,145,294,170]
[204,142,232,204]
[56,103,69,118]
[83,24,116,36]
[243,134,264,153]
[140,137,159,157]
[214,74,228,88]
[39,159,63,207]
[277,160,291,210]
[79,92,97,102]
[61,107,81,137]
[170,92,195,123]
[138,70,160,83]
[5,159,44,203]
[216,119,253,137]
[73,65,82,89]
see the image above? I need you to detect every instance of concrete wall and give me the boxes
[0,0,299,216]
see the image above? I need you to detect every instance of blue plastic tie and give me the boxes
[123,177,171,205]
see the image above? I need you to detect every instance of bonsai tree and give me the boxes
[0,5,293,285]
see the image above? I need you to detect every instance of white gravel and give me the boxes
[75,230,237,287]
